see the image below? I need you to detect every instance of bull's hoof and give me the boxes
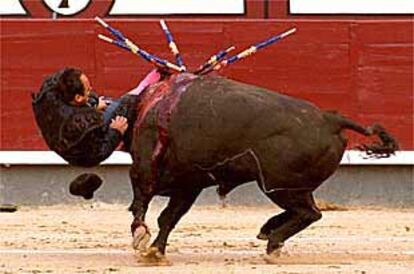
[263,243,289,264]
[139,247,171,266]
[132,226,151,252]
[263,248,283,264]
[256,232,269,241]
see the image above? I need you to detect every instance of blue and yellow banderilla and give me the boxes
[194,46,236,75]
[159,20,186,72]
[208,28,296,74]
[95,17,184,73]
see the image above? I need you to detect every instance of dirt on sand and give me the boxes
[0,203,413,273]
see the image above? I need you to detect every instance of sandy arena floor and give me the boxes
[0,203,413,274]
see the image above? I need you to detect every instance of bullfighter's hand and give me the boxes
[110,116,128,135]
[96,96,108,111]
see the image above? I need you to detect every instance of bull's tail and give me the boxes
[323,111,399,158]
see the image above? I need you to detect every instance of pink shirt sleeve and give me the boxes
[128,69,161,96]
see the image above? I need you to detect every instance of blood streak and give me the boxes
[134,73,197,193]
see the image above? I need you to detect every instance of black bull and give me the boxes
[33,72,398,261]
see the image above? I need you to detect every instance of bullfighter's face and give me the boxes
[73,74,92,105]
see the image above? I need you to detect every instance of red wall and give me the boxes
[1,15,413,150]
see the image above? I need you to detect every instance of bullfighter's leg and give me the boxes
[142,188,202,260]
[261,190,322,260]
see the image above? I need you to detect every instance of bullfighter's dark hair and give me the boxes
[58,67,84,103]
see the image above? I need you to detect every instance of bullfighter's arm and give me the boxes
[64,125,124,167]
[91,126,124,161]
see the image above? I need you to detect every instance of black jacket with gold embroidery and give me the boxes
[32,70,137,167]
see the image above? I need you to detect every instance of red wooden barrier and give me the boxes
[0,19,412,150]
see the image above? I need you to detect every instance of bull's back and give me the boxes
[167,76,344,184]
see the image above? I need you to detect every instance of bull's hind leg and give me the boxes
[257,211,292,240]
[142,188,202,261]
[261,190,322,259]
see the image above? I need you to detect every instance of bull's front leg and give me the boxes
[142,188,202,262]
[129,167,153,253]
